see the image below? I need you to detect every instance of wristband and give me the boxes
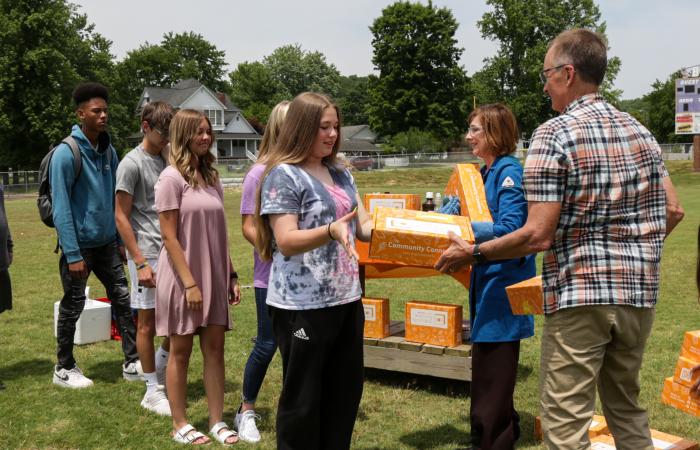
[136,261,149,270]
[185,284,196,290]
[327,222,335,240]
[230,271,238,279]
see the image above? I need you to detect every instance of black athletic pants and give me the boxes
[470,340,521,450]
[271,300,365,450]
[56,241,137,370]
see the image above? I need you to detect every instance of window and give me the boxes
[205,109,223,126]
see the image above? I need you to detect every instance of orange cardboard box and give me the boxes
[534,414,608,441]
[405,301,462,347]
[363,193,421,215]
[506,276,543,315]
[445,164,493,222]
[362,297,390,339]
[673,355,700,389]
[681,330,700,361]
[661,376,700,418]
[590,429,698,450]
[369,207,474,268]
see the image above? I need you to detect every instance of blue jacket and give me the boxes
[49,125,120,263]
[469,155,535,342]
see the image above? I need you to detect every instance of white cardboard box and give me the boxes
[54,299,112,345]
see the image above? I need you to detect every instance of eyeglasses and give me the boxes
[150,126,169,141]
[539,64,569,83]
[467,125,483,134]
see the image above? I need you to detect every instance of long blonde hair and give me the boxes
[255,92,343,261]
[168,109,219,187]
[257,100,290,164]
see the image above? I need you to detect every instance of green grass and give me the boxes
[1,162,699,449]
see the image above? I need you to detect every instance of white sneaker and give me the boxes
[53,365,93,389]
[123,360,144,381]
[140,385,171,416]
[155,362,167,386]
[235,409,261,443]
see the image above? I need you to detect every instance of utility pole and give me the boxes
[694,135,700,172]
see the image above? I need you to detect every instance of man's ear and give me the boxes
[76,105,85,122]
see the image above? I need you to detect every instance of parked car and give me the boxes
[349,156,374,171]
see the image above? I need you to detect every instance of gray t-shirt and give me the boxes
[260,163,362,310]
[115,145,166,258]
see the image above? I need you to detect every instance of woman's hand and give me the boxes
[229,279,241,305]
[185,285,203,310]
[329,209,359,260]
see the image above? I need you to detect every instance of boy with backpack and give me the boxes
[50,82,139,388]
[115,101,173,415]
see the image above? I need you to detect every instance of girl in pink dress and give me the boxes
[155,109,241,445]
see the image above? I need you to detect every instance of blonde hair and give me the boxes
[168,109,219,188]
[255,92,343,260]
[257,100,290,164]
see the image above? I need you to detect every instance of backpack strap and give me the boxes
[62,136,82,181]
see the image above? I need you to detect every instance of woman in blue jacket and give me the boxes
[466,103,535,450]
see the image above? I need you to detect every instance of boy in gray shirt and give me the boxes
[115,101,173,415]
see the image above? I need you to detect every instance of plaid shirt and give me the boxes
[524,93,668,314]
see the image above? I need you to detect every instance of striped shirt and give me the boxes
[524,93,668,314]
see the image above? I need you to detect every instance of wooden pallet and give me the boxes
[363,321,472,381]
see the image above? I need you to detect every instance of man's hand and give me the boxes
[690,364,700,398]
[68,260,89,280]
[137,264,156,288]
[229,279,241,305]
[435,232,473,273]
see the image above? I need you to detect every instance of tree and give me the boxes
[336,75,370,126]
[367,1,470,140]
[0,0,115,169]
[473,0,621,136]
[638,72,692,144]
[228,61,287,122]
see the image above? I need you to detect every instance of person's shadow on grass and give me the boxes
[0,358,53,383]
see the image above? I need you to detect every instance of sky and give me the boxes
[73,0,700,100]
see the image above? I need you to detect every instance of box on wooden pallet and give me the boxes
[369,207,474,268]
[506,276,544,315]
[405,301,462,347]
[590,430,699,450]
[681,330,700,361]
[661,376,700,418]
[444,163,492,222]
[673,355,700,389]
[534,414,608,441]
[362,297,390,339]
[363,193,421,215]
[53,299,111,345]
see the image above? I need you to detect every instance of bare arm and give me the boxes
[115,191,155,287]
[663,176,684,238]
[435,201,560,272]
[159,209,201,310]
[354,193,372,242]
[269,210,359,259]
[241,214,256,247]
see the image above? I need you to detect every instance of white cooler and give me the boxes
[53,292,112,345]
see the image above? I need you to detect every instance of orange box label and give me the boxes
[445,164,492,222]
[673,355,700,389]
[506,276,543,315]
[661,376,700,419]
[405,301,462,347]
[363,193,421,215]
[535,415,608,441]
[681,330,700,361]
[591,428,699,450]
[362,297,390,339]
[369,207,474,268]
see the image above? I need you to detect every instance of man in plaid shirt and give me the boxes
[436,28,684,449]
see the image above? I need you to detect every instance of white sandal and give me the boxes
[210,421,238,446]
[173,423,210,445]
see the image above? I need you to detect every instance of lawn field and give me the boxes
[0,163,698,449]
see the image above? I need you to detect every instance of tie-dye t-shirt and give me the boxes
[260,163,362,310]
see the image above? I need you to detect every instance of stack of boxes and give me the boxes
[362,297,390,339]
[661,330,700,418]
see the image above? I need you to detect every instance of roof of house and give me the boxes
[339,139,380,152]
[341,125,370,140]
[140,79,240,112]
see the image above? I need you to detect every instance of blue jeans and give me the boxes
[241,287,278,404]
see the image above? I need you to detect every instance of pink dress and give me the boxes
[154,166,232,336]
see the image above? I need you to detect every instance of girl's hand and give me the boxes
[329,209,359,260]
[185,285,203,310]
[229,279,241,305]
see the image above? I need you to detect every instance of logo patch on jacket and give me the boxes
[501,176,515,188]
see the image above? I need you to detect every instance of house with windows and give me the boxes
[132,79,260,159]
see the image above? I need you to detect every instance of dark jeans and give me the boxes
[56,241,137,370]
[470,340,521,450]
[0,269,11,313]
[241,287,278,404]
[271,300,364,450]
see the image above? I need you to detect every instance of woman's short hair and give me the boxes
[468,103,519,156]
[168,109,218,187]
[549,28,607,86]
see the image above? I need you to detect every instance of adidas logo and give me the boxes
[293,328,309,340]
